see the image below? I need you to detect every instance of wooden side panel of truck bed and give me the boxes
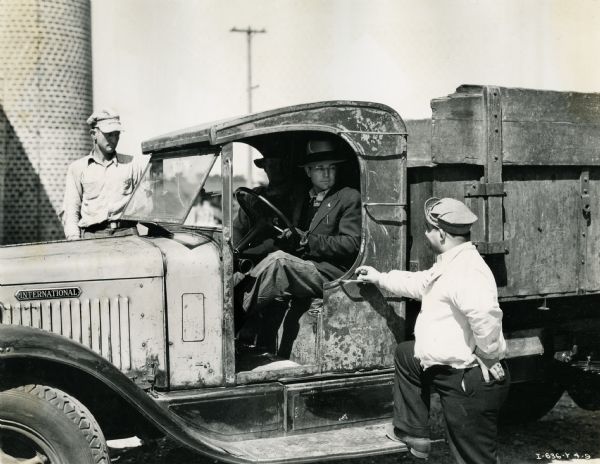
[406,85,600,300]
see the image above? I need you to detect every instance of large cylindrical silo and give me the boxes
[0,0,93,244]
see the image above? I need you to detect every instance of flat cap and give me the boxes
[87,109,123,132]
[424,197,477,235]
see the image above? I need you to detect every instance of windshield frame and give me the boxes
[122,147,220,225]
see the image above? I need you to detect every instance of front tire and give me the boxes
[0,384,109,464]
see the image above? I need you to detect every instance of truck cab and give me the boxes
[0,101,409,463]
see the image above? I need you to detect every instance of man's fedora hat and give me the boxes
[300,138,346,167]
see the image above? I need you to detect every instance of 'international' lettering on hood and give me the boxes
[15,287,82,301]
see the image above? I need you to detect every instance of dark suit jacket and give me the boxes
[292,186,361,281]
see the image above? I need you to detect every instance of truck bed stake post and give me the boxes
[537,298,550,311]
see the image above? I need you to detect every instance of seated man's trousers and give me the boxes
[238,250,326,315]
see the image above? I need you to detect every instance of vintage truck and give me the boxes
[1,85,599,463]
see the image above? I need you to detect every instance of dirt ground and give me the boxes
[110,392,600,464]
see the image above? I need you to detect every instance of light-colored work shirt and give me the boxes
[377,242,507,370]
[62,152,147,239]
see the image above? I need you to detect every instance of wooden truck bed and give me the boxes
[405,85,600,300]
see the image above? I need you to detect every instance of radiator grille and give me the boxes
[0,297,131,370]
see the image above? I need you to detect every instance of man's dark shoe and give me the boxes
[385,423,430,459]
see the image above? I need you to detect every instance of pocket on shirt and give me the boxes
[121,177,133,194]
[82,180,101,200]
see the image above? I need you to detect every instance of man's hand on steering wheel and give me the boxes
[234,187,300,253]
[275,227,307,253]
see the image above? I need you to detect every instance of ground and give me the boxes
[111,392,600,464]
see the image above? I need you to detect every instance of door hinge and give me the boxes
[473,241,509,255]
[464,182,506,198]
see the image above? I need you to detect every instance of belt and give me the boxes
[83,220,137,232]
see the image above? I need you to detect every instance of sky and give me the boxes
[91,0,600,177]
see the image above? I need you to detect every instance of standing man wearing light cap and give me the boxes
[356,197,509,464]
[62,109,147,240]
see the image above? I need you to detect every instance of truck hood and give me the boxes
[0,236,164,285]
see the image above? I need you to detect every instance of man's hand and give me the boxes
[355,265,381,285]
[474,351,505,382]
[275,228,305,252]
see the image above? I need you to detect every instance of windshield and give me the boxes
[123,151,218,224]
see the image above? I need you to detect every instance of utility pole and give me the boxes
[231,26,266,185]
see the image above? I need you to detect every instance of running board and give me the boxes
[219,422,407,463]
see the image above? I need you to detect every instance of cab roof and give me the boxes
[141,100,406,154]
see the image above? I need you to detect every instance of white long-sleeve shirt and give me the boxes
[62,152,147,239]
[377,242,507,370]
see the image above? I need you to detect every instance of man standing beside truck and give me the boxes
[62,109,147,240]
[356,197,509,464]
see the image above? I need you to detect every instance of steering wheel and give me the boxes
[234,187,300,253]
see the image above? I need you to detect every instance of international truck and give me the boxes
[1,85,599,463]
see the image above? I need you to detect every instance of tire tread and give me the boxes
[12,384,109,464]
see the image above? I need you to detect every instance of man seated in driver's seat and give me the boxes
[235,138,361,341]
[233,152,293,260]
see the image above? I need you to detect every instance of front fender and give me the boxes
[0,325,245,463]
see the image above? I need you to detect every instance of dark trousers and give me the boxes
[394,341,510,464]
[238,250,326,315]
[82,227,138,239]
[81,221,138,239]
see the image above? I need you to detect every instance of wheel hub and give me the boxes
[0,422,53,463]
